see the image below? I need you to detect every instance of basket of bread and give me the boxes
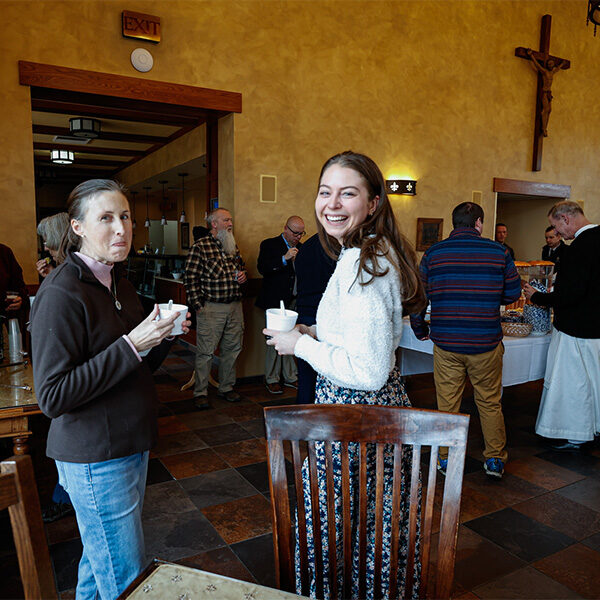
[501,310,532,337]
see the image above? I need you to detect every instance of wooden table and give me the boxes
[0,361,40,454]
[118,560,306,599]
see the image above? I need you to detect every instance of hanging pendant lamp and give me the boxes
[159,180,168,226]
[179,172,188,223]
[143,186,151,228]
[130,191,138,229]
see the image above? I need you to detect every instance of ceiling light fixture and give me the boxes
[50,149,74,164]
[159,180,168,226]
[130,190,138,229]
[143,186,151,228]
[69,117,101,138]
[179,172,188,223]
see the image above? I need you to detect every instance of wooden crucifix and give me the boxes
[515,14,570,171]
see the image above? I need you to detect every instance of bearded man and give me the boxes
[185,208,247,409]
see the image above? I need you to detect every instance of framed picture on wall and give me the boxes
[180,222,190,250]
[416,218,443,251]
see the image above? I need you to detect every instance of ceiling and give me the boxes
[31,86,215,186]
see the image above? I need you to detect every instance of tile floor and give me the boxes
[1,342,600,599]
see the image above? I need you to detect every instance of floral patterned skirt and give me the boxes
[294,367,421,600]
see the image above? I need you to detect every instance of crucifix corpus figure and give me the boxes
[526,49,567,137]
[515,14,571,171]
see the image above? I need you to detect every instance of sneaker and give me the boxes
[266,382,283,395]
[42,501,74,523]
[437,456,448,476]
[217,390,241,403]
[484,458,504,479]
[283,381,298,390]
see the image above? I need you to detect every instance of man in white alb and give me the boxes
[523,201,600,451]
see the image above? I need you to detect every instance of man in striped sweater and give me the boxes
[410,202,521,479]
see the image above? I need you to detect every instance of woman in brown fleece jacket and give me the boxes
[31,179,189,600]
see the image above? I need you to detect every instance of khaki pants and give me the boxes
[194,301,244,396]
[433,343,507,462]
[265,344,297,384]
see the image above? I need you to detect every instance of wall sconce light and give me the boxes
[50,149,74,164]
[386,179,417,196]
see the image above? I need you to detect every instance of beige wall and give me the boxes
[1,0,599,376]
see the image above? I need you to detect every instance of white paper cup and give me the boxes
[158,303,188,335]
[266,308,298,332]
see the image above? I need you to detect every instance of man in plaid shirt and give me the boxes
[185,208,247,408]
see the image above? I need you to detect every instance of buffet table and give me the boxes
[0,361,40,454]
[398,318,552,387]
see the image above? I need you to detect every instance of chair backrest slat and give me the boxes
[264,405,469,600]
[340,442,352,599]
[1,456,58,600]
[419,445,439,593]
[404,444,422,598]
[289,440,308,595]
[323,441,338,598]
[266,440,293,591]
[307,441,324,599]
[358,442,368,600]
[388,442,404,600]
[435,444,467,599]
[373,444,385,599]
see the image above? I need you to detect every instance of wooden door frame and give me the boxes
[19,61,242,213]
[493,177,570,198]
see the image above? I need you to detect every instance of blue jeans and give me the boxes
[56,452,149,600]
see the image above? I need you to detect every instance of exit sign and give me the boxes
[122,10,161,43]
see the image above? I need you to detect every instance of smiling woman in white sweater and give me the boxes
[264,151,426,600]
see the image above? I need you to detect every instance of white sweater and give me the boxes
[294,246,404,391]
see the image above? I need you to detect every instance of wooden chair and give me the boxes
[264,405,469,600]
[0,455,57,600]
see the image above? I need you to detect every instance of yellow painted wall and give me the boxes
[1,1,599,377]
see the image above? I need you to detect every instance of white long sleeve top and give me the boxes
[294,246,404,391]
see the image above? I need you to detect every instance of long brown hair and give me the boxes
[315,151,426,315]
[58,179,128,263]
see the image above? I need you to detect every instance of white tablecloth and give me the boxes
[398,318,551,387]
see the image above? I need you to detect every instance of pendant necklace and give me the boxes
[111,277,122,311]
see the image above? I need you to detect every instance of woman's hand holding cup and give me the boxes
[128,305,179,352]
[263,326,303,355]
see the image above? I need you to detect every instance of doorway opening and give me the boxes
[19,61,241,248]
[493,177,571,262]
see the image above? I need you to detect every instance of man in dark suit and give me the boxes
[541,225,567,273]
[256,216,305,394]
[495,222,515,260]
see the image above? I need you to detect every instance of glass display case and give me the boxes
[526,260,555,292]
